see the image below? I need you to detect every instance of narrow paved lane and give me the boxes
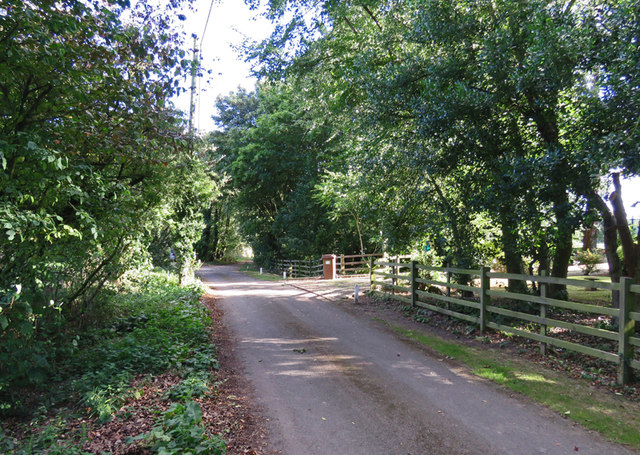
[198,265,635,455]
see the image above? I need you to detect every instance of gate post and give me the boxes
[322,254,336,280]
[479,266,490,335]
[410,260,417,308]
[618,277,635,385]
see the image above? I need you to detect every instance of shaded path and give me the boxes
[198,265,635,455]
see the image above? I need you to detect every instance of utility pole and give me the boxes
[188,35,198,151]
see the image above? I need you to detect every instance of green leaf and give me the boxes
[0,315,8,331]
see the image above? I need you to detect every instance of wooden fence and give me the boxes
[371,259,639,385]
[273,253,383,278]
[336,253,383,276]
[274,258,323,278]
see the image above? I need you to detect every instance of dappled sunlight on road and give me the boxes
[241,337,339,345]
[271,353,367,378]
[239,334,458,386]
[209,287,288,298]
[240,335,369,378]
[392,359,455,385]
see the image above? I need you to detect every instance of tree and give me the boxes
[209,83,365,264]
[246,0,640,297]
[0,0,215,397]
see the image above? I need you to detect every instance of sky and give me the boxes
[172,0,640,218]
[172,0,273,133]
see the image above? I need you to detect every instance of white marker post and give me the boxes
[260,267,263,275]
[283,271,287,280]
[355,284,360,303]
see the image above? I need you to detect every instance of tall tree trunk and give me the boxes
[549,189,573,299]
[585,190,622,308]
[499,208,527,293]
[610,173,640,282]
[582,225,597,251]
[526,105,573,299]
[352,211,365,256]
[211,205,220,260]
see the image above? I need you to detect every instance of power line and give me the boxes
[200,0,216,48]
[195,0,217,132]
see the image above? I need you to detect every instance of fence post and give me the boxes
[392,256,398,297]
[446,261,451,298]
[369,257,374,290]
[410,260,417,308]
[479,266,490,335]
[341,254,345,276]
[539,270,548,356]
[618,277,635,385]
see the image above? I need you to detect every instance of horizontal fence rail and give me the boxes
[371,259,639,385]
[336,253,383,276]
[273,253,383,278]
[274,258,323,278]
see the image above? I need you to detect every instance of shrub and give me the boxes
[574,250,603,276]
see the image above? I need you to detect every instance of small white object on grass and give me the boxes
[283,271,287,280]
[260,267,263,275]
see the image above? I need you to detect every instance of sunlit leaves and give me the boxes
[246,0,638,277]
[0,0,213,338]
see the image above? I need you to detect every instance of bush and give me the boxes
[574,250,603,276]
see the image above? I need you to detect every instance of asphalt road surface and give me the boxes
[198,265,636,455]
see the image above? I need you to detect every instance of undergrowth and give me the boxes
[0,268,226,454]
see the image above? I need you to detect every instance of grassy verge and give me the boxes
[376,318,640,449]
[0,269,226,454]
[241,264,282,281]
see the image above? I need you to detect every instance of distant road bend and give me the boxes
[198,264,636,455]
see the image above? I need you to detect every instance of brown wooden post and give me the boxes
[479,266,490,335]
[445,261,451,311]
[410,260,417,308]
[618,277,635,385]
[539,270,548,356]
[340,254,345,276]
[392,256,398,296]
[369,256,374,290]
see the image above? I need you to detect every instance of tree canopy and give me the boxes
[211,0,640,292]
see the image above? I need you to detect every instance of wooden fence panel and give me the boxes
[336,253,383,276]
[371,259,639,385]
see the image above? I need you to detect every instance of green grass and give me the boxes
[375,318,640,449]
[239,262,284,281]
[242,269,282,281]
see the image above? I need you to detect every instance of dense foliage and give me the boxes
[1,0,216,406]
[208,84,371,266]
[220,0,640,290]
